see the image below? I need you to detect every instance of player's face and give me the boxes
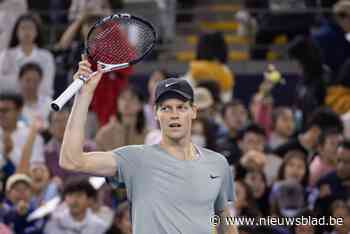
[156,98,197,142]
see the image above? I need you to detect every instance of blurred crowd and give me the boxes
[1,0,350,234]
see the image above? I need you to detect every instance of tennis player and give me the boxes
[59,59,238,234]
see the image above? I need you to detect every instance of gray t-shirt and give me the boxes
[107,144,234,234]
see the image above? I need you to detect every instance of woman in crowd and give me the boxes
[95,85,147,151]
[0,13,55,99]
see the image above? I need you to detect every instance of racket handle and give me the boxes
[50,79,85,111]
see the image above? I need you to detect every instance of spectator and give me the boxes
[270,149,310,218]
[44,178,108,234]
[18,63,51,127]
[315,140,350,216]
[186,32,234,102]
[276,149,309,187]
[291,209,318,234]
[269,107,295,150]
[0,0,28,52]
[0,93,44,168]
[0,13,55,98]
[216,100,248,165]
[235,124,282,184]
[13,118,59,208]
[68,0,111,21]
[330,200,350,234]
[88,183,114,228]
[192,87,221,151]
[191,118,208,148]
[95,86,147,151]
[2,173,45,234]
[44,107,96,180]
[105,202,132,234]
[231,180,261,218]
[274,107,343,161]
[270,179,305,218]
[243,170,271,216]
[312,0,350,80]
[28,163,59,209]
[309,128,342,187]
[250,0,315,59]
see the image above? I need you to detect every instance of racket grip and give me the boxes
[50,79,85,111]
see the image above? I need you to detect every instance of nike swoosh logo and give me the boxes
[165,82,177,88]
[209,175,220,179]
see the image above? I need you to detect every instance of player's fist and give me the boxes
[73,55,103,95]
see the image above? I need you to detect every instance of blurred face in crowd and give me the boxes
[336,146,350,179]
[332,203,350,234]
[239,132,265,154]
[148,70,165,102]
[275,109,294,138]
[336,10,350,32]
[65,191,89,219]
[7,182,32,205]
[30,163,50,192]
[114,209,132,234]
[0,100,21,130]
[244,171,266,199]
[294,223,315,234]
[17,19,37,45]
[19,69,42,97]
[284,154,306,183]
[234,181,248,210]
[319,133,343,164]
[224,104,248,133]
[117,89,142,117]
[191,119,205,147]
[156,99,197,143]
[49,111,69,142]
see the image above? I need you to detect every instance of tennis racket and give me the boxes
[51,13,157,111]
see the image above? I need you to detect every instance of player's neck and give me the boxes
[159,138,196,160]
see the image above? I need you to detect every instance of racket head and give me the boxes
[85,13,157,68]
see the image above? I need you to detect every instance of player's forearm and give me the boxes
[59,91,93,171]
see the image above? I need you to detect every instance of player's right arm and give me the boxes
[59,57,117,177]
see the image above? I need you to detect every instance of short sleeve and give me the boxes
[106,153,126,188]
[214,161,232,213]
[105,146,141,193]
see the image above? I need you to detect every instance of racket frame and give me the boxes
[50,13,157,111]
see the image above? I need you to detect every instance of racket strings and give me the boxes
[87,17,155,65]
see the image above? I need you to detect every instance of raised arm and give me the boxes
[59,58,116,176]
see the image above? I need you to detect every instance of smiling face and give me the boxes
[155,98,197,143]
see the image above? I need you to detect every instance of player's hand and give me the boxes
[73,55,103,95]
